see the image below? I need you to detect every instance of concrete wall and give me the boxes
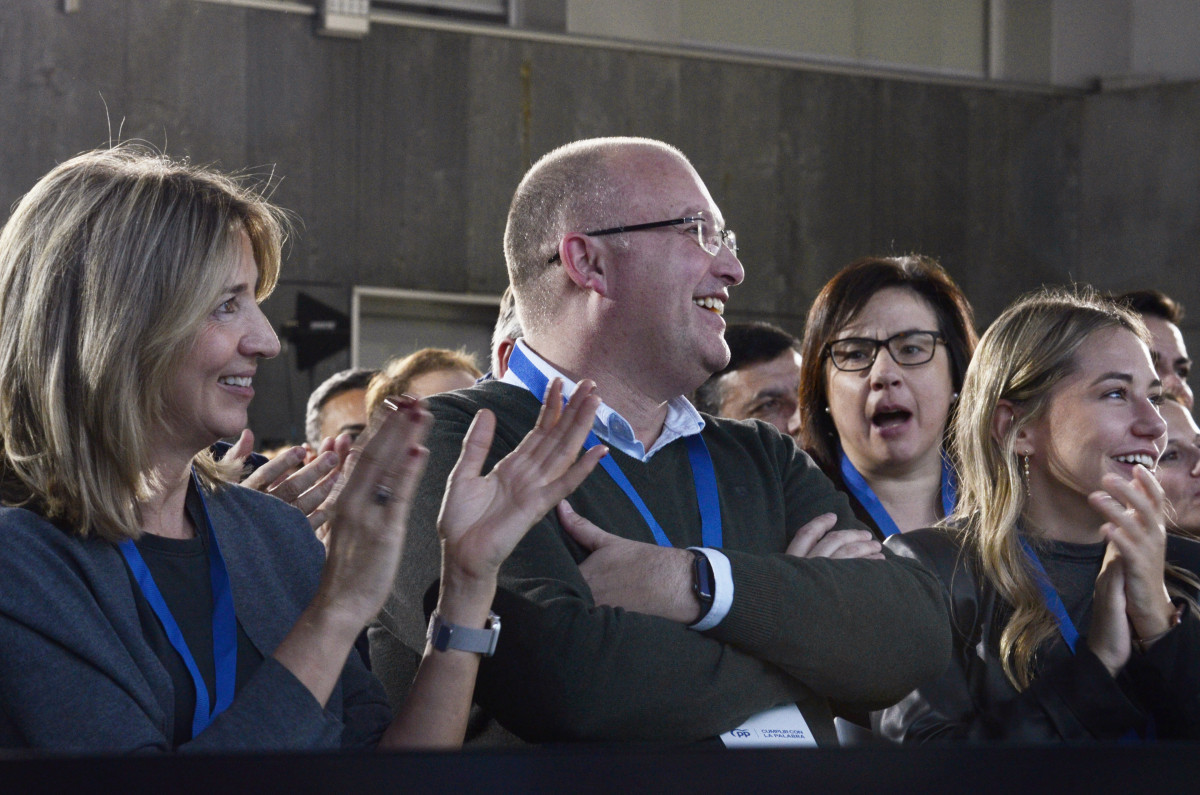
[1,0,1195,444]
[1080,81,1200,289]
[992,0,1200,88]
[568,0,1200,88]
[566,0,987,78]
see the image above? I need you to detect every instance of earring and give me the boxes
[824,406,831,414]
[951,392,960,404]
[1021,454,1030,496]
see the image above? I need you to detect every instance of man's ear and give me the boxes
[559,232,608,297]
[495,338,516,377]
[992,398,1035,454]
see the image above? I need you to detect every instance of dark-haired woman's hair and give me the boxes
[797,255,977,471]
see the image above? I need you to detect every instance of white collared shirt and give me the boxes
[499,338,733,629]
[499,339,706,461]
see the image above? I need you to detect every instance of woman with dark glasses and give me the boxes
[797,256,977,541]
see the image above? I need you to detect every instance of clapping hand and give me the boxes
[229,428,351,532]
[271,398,431,710]
[435,379,606,612]
[1086,465,1176,673]
[317,397,431,626]
[378,381,601,749]
[1087,541,1131,676]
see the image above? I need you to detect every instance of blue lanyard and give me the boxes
[837,445,957,538]
[1018,537,1081,652]
[1020,536,1151,740]
[507,345,722,549]
[119,470,237,740]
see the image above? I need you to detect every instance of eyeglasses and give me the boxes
[547,215,738,264]
[824,330,945,372]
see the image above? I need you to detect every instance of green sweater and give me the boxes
[374,381,950,744]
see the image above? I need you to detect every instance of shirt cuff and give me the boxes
[687,547,734,631]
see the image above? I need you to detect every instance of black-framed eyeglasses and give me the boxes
[824,330,945,372]
[547,215,738,264]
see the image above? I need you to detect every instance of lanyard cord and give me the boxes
[838,445,957,538]
[506,345,722,549]
[119,470,237,740]
[1019,537,1148,739]
[1018,537,1081,652]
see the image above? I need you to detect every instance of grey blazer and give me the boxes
[0,483,391,752]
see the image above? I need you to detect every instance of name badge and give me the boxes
[720,703,817,748]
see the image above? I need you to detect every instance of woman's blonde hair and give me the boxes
[950,286,1197,688]
[0,145,287,542]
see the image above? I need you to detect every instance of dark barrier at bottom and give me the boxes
[3,743,1198,794]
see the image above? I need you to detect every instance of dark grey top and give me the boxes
[880,528,1200,742]
[0,482,391,752]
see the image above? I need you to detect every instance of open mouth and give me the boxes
[872,409,912,429]
[219,376,253,388]
[1113,453,1156,468]
[693,297,725,315]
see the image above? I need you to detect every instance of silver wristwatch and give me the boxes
[427,610,501,657]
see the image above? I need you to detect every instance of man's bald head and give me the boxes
[503,137,693,333]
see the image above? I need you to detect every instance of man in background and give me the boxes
[1117,289,1193,409]
[693,321,802,441]
[304,367,375,449]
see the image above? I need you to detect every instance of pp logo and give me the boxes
[731,729,751,738]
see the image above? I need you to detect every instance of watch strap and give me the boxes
[427,610,501,657]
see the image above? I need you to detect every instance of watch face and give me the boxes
[693,551,715,604]
[436,624,450,648]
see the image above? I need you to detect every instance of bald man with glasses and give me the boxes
[372,137,949,746]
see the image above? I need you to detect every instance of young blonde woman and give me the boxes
[0,147,605,752]
[878,289,1200,742]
